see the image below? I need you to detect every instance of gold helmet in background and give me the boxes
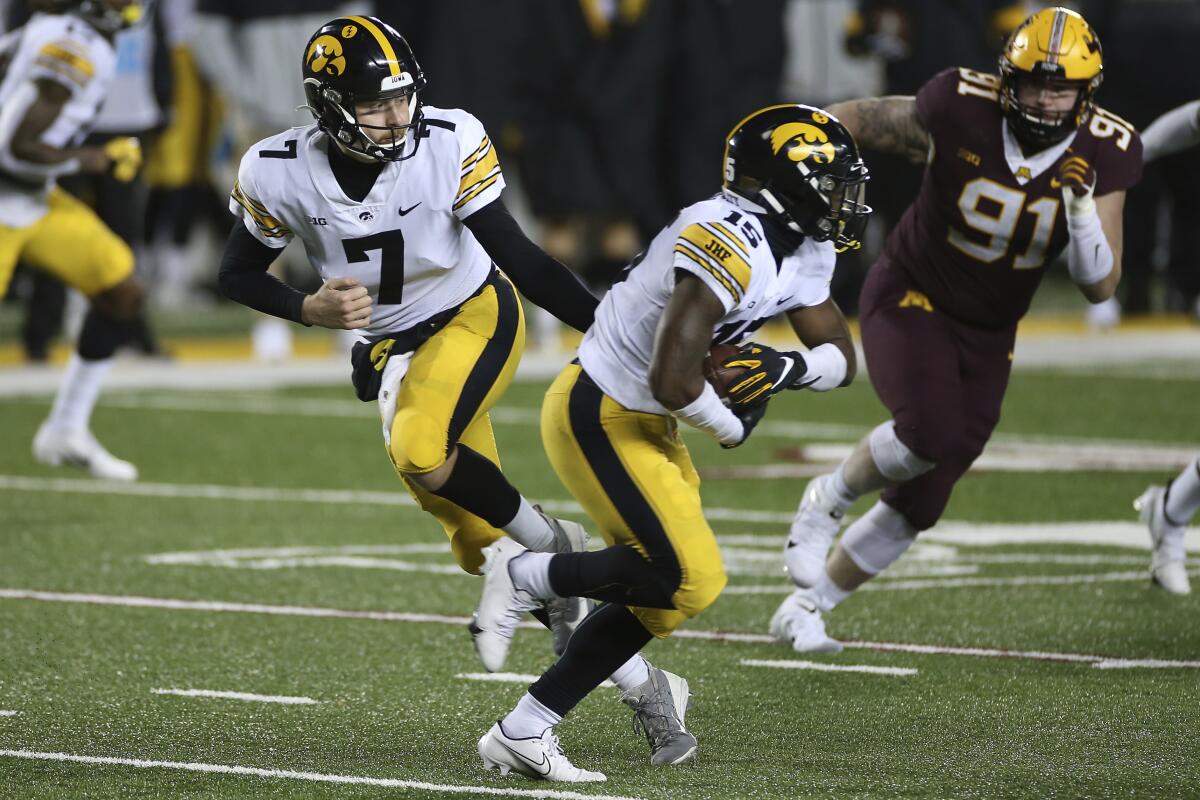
[999,6,1103,147]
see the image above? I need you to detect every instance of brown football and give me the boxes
[702,343,748,400]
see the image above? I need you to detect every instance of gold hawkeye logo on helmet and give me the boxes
[770,122,835,165]
[307,35,346,76]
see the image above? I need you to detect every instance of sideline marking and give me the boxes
[3,588,1197,670]
[0,750,640,800]
[0,711,19,717]
[152,689,320,705]
[741,659,917,676]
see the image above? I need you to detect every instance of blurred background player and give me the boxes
[6,0,169,362]
[773,7,1142,652]
[0,0,148,480]
[1132,97,1200,596]
[474,104,863,782]
[1135,457,1199,596]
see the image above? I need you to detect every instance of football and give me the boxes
[702,342,748,401]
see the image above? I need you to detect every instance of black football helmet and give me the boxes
[36,0,142,33]
[301,16,427,162]
[723,105,870,252]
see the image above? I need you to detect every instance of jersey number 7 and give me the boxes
[343,230,406,305]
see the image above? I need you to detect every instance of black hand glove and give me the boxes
[720,401,768,449]
[722,343,808,408]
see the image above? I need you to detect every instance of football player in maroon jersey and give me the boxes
[773,6,1143,651]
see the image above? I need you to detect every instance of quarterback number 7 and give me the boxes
[343,230,406,304]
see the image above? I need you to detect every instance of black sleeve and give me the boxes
[217,222,308,325]
[462,199,598,333]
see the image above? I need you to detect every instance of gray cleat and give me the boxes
[536,506,591,654]
[620,667,697,765]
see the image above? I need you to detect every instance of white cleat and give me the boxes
[33,424,138,481]
[783,475,844,588]
[536,506,591,655]
[470,538,542,672]
[770,590,843,653]
[478,722,606,782]
[1135,486,1191,595]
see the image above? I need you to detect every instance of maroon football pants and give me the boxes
[858,257,1016,531]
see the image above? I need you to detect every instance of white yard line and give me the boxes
[456,672,542,684]
[723,569,1198,594]
[8,389,1192,457]
[0,750,641,800]
[0,711,20,717]
[740,659,918,676]
[10,475,1200,546]
[0,474,794,525]
[456,673,615,688]
[3,588,1196,670]
[151,689,320,705]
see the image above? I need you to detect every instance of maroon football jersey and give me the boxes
[880,67,1142,329]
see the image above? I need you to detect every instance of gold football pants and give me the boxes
[0,187,134,298]
[541,363,726,638]
[385,271,525,575]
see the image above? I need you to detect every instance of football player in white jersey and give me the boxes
[0,0,146,480]
[217,15,691,760]
[1133,100,1200,595]
[472,105,865,781]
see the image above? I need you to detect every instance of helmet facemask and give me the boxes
[1000,65,1098,148]
[304,79,426,164]
[759,161,871,253]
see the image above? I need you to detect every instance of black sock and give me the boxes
[430,445,521,528]
[530,604,652,716]
[548,545,676,608]
[77,306,135,361]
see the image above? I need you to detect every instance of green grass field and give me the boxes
[1,360,1198,799]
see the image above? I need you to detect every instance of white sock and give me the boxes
[501,692,562,740]
[608,654,651,693]
[45,354,111,431]
[503,498,557,552]
[827,466,859,513]
[1165,458,1200,526]
[508,551,557,599]
[805,571,852,612]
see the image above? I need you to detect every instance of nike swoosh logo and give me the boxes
[398,202,422,216]
[498,738,551,776]
[776,295,794,306]
[1049,177,1063,188]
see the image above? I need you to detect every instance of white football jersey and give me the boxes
[230,106,504,336]
[0,12,117,227]
[579,191,837,415]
